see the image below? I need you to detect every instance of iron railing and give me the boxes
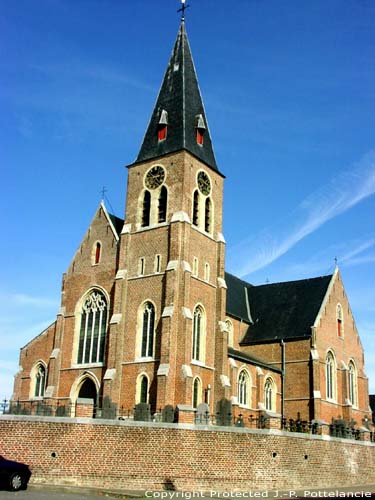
[2,398,373,442]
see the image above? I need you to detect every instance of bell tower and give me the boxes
[105,19,228,414]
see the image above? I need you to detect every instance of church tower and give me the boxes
[104,19,228,414]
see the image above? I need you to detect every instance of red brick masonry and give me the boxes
[0,415,374,491]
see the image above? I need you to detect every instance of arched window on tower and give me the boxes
[77,291,108,364]
[141,302,155,358]
[140,375,149,403]
[192,377,202,409]
[192,190,199,226]
[158,185,168,223]
[142,190,151,227]
[34,364,46,398]
[205,197,211,232]
[192,305,205,362]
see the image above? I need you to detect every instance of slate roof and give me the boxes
[108,213,124,237]
[228,347,282,373]
[225,272,253,322]
[225,273,333,345]
[135,20,219,173]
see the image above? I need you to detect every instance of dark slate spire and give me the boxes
[135,20,219,172]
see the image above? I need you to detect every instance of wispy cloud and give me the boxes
[0,292,59,308]
[275,238,375,280]
[228,150,375,277]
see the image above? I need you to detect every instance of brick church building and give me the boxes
[12,18,371,428]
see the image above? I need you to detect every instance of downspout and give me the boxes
[280,339,285,423]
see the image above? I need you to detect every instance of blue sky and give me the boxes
[1,0,374,401]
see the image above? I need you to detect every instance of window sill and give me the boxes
[71,362,104,369]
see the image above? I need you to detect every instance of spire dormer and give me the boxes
[135,20,219,173]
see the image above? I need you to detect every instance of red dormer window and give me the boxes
[158,109,168,142]
[158,125,167,142]
[196,128,204,145]
[195,114,206,146]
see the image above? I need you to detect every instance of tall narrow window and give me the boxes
[337,304,343,337]
[204,262,210,282]
[192,257,198,277]
[94,242,101,264]
[264,378,274,411]
[348,361,357,407]
[154,254,161,273]
[158,186,168,223]
[77,291,108,364]
[34,364,46,397]
[192,306,204,361]
[140,375,149,404]
[205,197,211,233]
[326,351,336,400]
[238,369,250,406]
[142,190,151,227]
[192,190,199,226]
[192,377,202,409]
[141,302,155,358]
[139,257,145,276]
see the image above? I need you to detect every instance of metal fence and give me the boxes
[2,398,373,442]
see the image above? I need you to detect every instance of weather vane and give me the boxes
[178,0,190,20]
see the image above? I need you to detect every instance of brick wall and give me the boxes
[1,415,374,492]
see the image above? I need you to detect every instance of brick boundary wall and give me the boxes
[0,415,374,492]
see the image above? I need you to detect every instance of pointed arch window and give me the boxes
[192,190,199,226]
[192,377,202,409]
[142,190,151,227]
[326,351,336,400]
[158,185,168,223]
[264,377,275,411]
[192,305,205,362]
[337,304,343,337]
[348,361,357,407]
[205,197,211,233]
[141,302,155,358]
[77,291,108,364]
[94,242,101,264]
[238,369,250,407]
[34,364,46,398]
[225,319,233,347]
[140,375,149,403]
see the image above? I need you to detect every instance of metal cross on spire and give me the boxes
[178,0,190,20]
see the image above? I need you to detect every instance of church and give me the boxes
[12,16,371,429]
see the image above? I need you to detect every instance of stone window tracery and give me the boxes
[77,291,108,365]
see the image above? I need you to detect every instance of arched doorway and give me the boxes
[78,378,97,400]
[76,378,98,418]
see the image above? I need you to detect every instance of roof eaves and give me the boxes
[100,201,120,242]
[228,347,282,373]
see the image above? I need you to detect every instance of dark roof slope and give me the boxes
[228,347,281,373]
[225,272,253,322]
[108,213,124,237]
[135,20,219,172]
[238,275,332,345]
